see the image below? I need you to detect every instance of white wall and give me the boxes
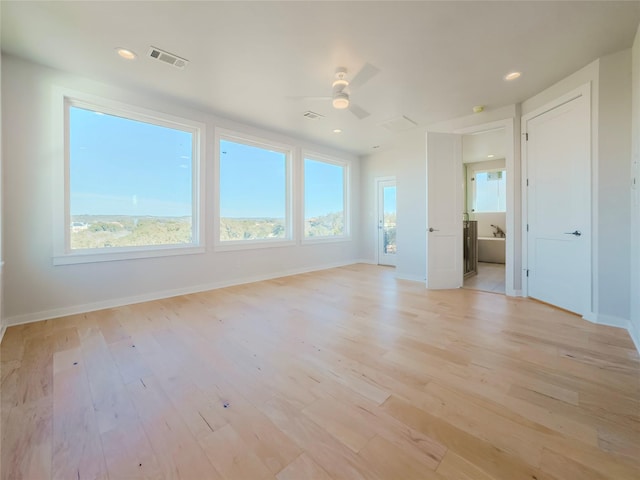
[2,55,361,325]
[522,51,635,340]
[360,129,426,282]
[630,24,640,350]
[0,6,4,341]
[598,49,632,322]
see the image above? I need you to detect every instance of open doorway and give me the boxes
[377,177,396,266]
[462,128,507,294]
[425,119,516,294]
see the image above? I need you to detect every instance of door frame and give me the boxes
[521,83,593,316]
[455,118,517,296]
[375,176,396,266]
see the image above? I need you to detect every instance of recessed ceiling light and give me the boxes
[116,48,137,60]
[488,154,495,158]
[504,71,521,81]
[333,129,342,134]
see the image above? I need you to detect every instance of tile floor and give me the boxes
[463,262,505,294]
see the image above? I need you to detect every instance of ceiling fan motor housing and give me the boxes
[332,67,349,93]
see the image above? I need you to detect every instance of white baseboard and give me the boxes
[591,313,626,328]
[628,320,640,354]
[355,258,377,265]
[584,312,640,354]
[3,259,361,328]
[627,321,640,354]
[395,273,425,283]
[582,311,599,324]
[0,325,6,345]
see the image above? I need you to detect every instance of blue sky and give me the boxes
[70,107,345,219]
[220,139,286,218]
[304,158,344,218]
[70,107,193,217]
[383,186,396,215]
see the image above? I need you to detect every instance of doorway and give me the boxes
[425,119,516,294]
[462,127,507,294]
[377,178,396,266]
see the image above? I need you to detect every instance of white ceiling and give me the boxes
[2,1,639,156]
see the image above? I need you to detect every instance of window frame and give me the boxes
[302,152,351,243]
[214,129,295,251]
[53,90,206,265]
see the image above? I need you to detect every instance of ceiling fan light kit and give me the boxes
[333,91,350,109]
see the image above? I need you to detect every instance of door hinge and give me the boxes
[526,269,529,277]
[525,133,529,141]
[526,178,529,186]
[526,224,529,232]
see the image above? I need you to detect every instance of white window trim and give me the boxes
[53,88,206,265]
[214,128,295,251]
[302,151,351,243]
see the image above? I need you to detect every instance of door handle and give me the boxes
[428,227,439,232]
[564,230,582,237]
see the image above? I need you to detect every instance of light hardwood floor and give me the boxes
[1,264,639,479]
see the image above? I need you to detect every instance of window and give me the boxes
[473,169,506,212]
[55,95,204,264]
[303,156,348,239]
[217,133,292,246]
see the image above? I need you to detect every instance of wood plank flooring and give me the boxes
[1,264,639,479]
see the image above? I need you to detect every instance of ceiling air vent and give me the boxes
[303,111,324,120]
[379,115,418,133]
[147,46,189,70]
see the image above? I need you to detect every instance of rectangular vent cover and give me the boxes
[303,111,324,120]
[379,115,418,133]
[148,46,189,70]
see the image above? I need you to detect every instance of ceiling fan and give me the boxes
[291,63,380,120]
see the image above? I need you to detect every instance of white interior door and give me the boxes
[377,179,397,266]
[426,132,463,289]
[525,87,590,315]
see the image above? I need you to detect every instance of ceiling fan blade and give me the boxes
[349,63,380,89]
[349,103,370,120]
[285,96,331,101]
